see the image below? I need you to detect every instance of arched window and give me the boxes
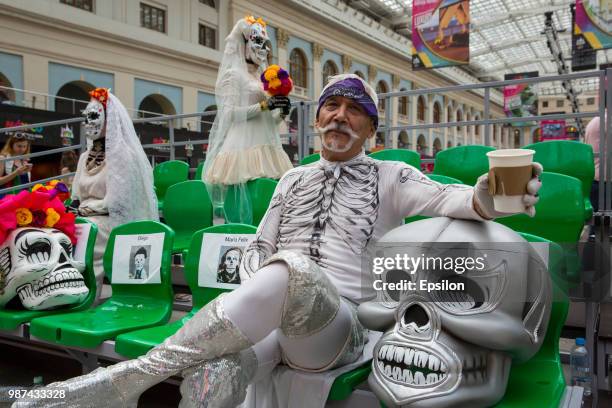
[398,130,410,148]
[398,88,408,116]
[376,81,388,111]
[417,134,427,152]
[322,60,338,87]
[433,102,441,123]
[289,48,308,88]
[417,96,425,121]
[475,117,481,135]
[354,71,365,80]
[447,107,452,123]
[55,80,94,114]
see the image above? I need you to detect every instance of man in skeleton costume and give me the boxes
[203,16,293,224]
[15,75,542,408]
[70,88,158,299]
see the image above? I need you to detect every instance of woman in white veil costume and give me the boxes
[71,88,158,300]
[203,16,293,224]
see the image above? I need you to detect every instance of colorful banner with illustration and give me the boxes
[575,0,612,50]
[541,120,568,140]
[504,72,538,126]
[411,0,470,70]
[572,2,597,71]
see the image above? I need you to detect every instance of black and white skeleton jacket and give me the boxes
[240,152,483,304]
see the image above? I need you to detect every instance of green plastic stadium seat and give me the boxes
[496,172,585,284]
[194,161,205,181]
[0,218,98,331]
[247,178,278,226]
[224,179,279,226]
[524,141,594,220]
[300,153,320,165]
[494,233,568,407]
[29,221,175,348]
[114,224,257,358]
[163,181,213,254]
[368,149,421,168]
[433,145,496,186]
[154,160,190,211]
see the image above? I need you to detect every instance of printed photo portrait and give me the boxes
[129,245,151,280]
[216,246,243,284]
[198,233,256,289]
[112,232,164,284]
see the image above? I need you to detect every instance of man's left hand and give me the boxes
[473,162,543,219]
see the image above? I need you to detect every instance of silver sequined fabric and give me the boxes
[178,348,258,408]
[262,250,341,338]
[12,296,252,408]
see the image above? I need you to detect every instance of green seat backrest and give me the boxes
[163,181,213,236]
[496,172,585,243]
[194,161,205,181]
[368,149,421,168]
[153,160,189,201]
[497,232,569,407]
[427,174,463,185]
[433,145,496,185]
[104,221,175,302]
[74,217,99,309]
[524,141,594,201]
[247,178,278,226]
[184,224,257,308]
[301,153,320,165]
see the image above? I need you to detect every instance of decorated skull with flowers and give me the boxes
[0,184,88,310]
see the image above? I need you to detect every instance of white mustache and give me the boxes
[316,122,360,140]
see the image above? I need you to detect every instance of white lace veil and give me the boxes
[202,18,268,224]
[105,92,159,227]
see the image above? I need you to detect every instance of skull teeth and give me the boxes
[376,345,449,386]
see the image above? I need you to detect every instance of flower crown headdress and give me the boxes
[245,15,267,27]
[89,88,110,110]
[0,183,76,244]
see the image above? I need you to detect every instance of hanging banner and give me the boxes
[411,0,470,70]
[572,2,598,71]
[575,0,612,50]
[504,72,538,127]
[541,120,568,140]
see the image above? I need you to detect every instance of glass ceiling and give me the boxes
[353,0,612,94]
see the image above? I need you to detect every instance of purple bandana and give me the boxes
[317,78,378,128]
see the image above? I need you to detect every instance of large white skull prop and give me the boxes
[244,22,270,68]
[359,218,552,408]
[83,98,105,140]
[0,228,88,310]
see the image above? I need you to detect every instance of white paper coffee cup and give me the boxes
[486,149,535,213]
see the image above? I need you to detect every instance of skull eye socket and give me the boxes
[19,239,52,264]
[87,111,100,121]
[60,240,73,257]
[431,275,485,312]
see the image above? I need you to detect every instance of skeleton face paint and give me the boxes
[245,23,270,68]
[83,98,106,140]
[0,228,88,310]
[358,218,552,408]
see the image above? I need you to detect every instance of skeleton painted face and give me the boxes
[0,228,88,310]
[245,23,270,68]
[83,98,106,140]
[358,218,552,408]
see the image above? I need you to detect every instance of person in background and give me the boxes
[60,150,78,190]
[0,133,33,198]
[584,110,607,213]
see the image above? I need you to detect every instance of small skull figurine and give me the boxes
[359,218,552,408]
[0,228,88,310]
